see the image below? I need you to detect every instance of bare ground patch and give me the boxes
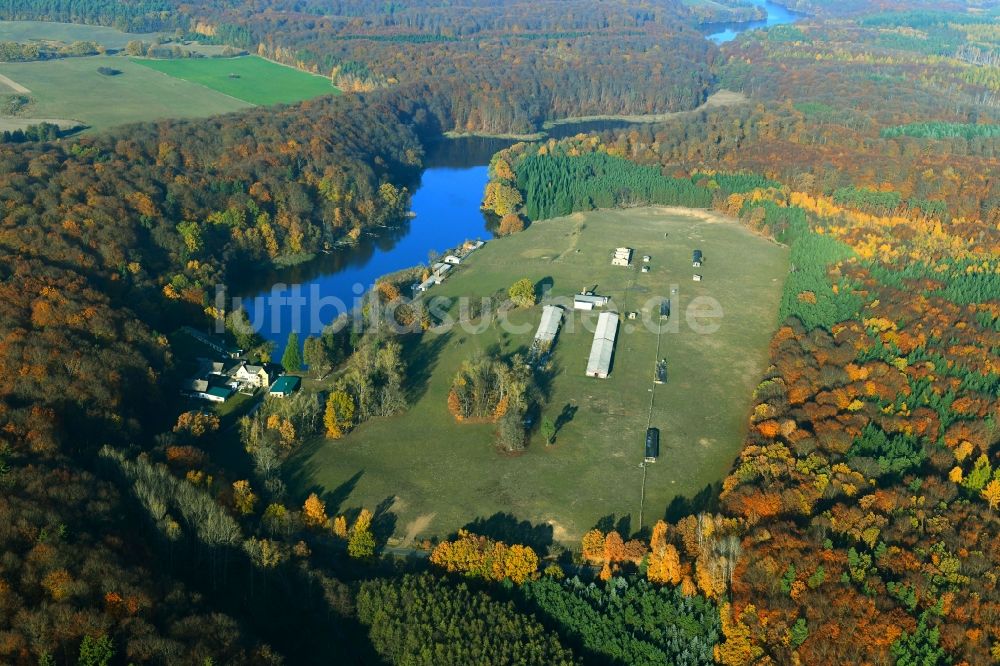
[402,513,436,544]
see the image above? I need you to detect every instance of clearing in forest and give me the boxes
[285,207,789,547]
[0,56,251,131]
[131,55,340,105]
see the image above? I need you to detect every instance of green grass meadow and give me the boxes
[285,207,789,547]
[131,56,339,105]
[0,56,251,131]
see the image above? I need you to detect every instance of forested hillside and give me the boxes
[1,0,718,134]
[0,0,998,664]
[480,9,999,660]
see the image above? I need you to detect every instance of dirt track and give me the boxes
[0,72,30,93]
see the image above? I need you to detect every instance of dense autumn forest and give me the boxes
[478,7,1000,663]
[0,0,998,664]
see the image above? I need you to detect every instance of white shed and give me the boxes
[574,293,609,310]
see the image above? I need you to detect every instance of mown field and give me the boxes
[0,19,160,48]
[0,56,251,131]
[286,207,789,547]
[131,55,339,105]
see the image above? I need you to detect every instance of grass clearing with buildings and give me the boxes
[285,207,789,548]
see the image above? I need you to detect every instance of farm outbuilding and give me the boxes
[533,305,563,350]
[612,247,633,267]
[574,293,609,310]
[586,311,619,378]
[641,265,650,273]
[412,278,435,294]
[205,386,233,403]
[693,274,703,282]
[655,359,667,384]
[269,375,301,398]
[645,427,660,462]
[660,299,671,318]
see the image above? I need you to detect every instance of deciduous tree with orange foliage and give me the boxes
[430,530,538,584]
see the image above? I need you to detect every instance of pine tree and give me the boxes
[282,332,302,372]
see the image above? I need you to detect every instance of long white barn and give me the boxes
[534,305,563,349]
[586,311,619,378]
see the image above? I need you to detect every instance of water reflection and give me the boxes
[703,0,802,44]
[234,1,803,351]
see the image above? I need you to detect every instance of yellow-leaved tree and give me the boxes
[302,493,327,529]
[647,520,682,585]
[324,390,355,439]
[348,508,376,559]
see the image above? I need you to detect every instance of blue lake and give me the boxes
[234,158,496,348]
[704,0,802,44]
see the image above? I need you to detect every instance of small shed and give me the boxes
[693,249,703,263]
[574,293,609,310]
[655,359,667,384]
[660,299,671,318]
[186,378,209,394]
[269,375,302,398]
[693,274,703,282]
[412,278,435,294]
[641,265,650,273]
[645,427,660,462]
[642,255,651,263]
[443,254,463,265]
[612,247,633,267]
[205,386,233,403]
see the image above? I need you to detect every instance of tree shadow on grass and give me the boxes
[371,494,398,549]
[535,276,553,301]
[319,469,364,516]
[554,402,578,432]
[534,357,562,404]
[462,512,555,556]
[663,482,721,523]
[592,513,634,539]
[402,329,451,404]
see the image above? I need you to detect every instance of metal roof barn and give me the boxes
[586,311,619,378]
[534,305,563,346]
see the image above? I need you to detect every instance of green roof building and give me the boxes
[269,375,301,397]
[205,386,233,402]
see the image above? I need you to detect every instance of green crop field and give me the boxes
[0,56,251,131]
[0,20,161,48]
[285,207,789,547]
[131,55,339,105]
